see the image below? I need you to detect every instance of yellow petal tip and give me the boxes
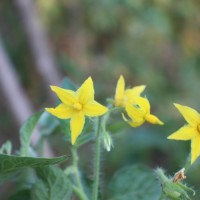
[158,120,164,125]
[140,85,146,89]
[71,139,76,145]
[190,158,196,165]
[71,133,79,145]
[167,134,180,140]
[86,76,93,82]
[45,108,52,113]
[45,108,56,116]
[50,85,57,92]
[167,135,172,140]
[174,103,182,108]
[118,75,125,82]
[103,107,108,113]
[145,114,164,125]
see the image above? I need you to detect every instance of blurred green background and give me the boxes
[1,0,200,199]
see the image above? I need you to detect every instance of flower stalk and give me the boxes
[92,117,102,200]
[71,146,88,200]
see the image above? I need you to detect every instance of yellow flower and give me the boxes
[168,103,200,164]
[123,96,164,127]
[114,75,146,107]
[46,77,108,145]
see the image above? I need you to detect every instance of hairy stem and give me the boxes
[184,153,191,173]
[92,117,102,200]
[155,168,169,184]
[72,147,88,200]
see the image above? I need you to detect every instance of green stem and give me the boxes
[184,153,191,173]
[155,168,169,184]
[158,192,167,200]
[91,106,122,199]
[92,117,102,200]
[72,147,88,200]
[72,185,88,200]
[101,106,123,132]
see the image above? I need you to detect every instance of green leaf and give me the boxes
[20,111,43,156]
[108,165,161,200]
[31,166,72,200]
[0,172,17,185]
[38,112,60,136]
[61,77,77,90]
[9,189,31,200]
[0,154,68,175]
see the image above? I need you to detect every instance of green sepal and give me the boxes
[155,168,195,200]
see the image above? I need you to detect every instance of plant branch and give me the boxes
[72,146,88,200]
[92,117,102,200]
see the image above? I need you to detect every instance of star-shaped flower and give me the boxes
[46,77,108,144]
[114,75,146,107]
[168,103,200,164]
[123,96,164,127]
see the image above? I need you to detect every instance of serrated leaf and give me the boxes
[31,166,72,200]
[0,154,68,175]
[20,111,43,156]
[108,165,161,200]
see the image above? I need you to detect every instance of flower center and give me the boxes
[73,102,82,111]
[197,124,200,133]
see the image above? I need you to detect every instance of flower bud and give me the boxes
[102,131,113,152]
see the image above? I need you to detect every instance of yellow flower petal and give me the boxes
[45,104,74,119]
[125,85,146,99]
[125,103,144,122]
[83,100,108,117]
[77,77,94,104]
[128,120,145,127]
[145,114,164,125]
[132,97,150,114]
[70,112,85,145]
[191,136,200,164]
[174,103,200,127]
[167,125,198,140]
[122,113,145,127]
[115,75,125,106]
[50,86,77,105]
